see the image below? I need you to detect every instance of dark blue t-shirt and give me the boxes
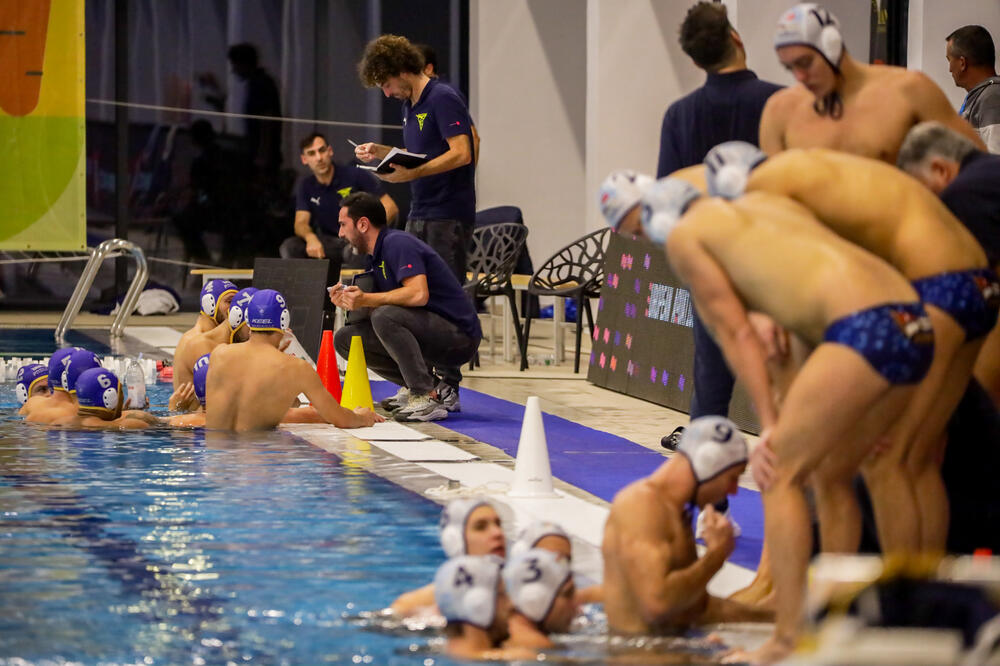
[940,151,1000,267]
[295,164,384,235]
[368,228,482,339]
[656,70,782,177]
[402,78,476,225]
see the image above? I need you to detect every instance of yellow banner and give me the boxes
[0,0,86,251]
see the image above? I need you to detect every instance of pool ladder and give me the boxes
[55,238,148,342]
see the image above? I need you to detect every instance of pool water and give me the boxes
[0,383,457,665]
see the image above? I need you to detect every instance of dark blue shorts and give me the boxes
[913,268,1000,342]
[823,302,935,385]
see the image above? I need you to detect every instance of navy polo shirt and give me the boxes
[368,228,482,339]
[402,78,476,225]
[295,164,384,235]
[940,151,1000,267]
[656,70,783,177]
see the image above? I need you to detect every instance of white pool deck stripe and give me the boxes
[129,325,756,597]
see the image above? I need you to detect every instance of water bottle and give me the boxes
[125,357,146,409]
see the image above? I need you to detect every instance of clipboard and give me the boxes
[345,270,375,324]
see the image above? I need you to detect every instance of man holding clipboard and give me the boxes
[330,192,481,422]
[354,34,477,287]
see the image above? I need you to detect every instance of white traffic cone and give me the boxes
[509,396,559,498]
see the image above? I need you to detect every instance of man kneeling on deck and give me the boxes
[602,416,773,634]
[206,288,382,431]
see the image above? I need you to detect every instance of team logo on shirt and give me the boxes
[416,112,428,130]
[337,187,352,198]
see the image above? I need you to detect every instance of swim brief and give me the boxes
[823,302,935,384]
[913,268,1000,342]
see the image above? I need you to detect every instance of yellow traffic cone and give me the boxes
[340,335,374,410]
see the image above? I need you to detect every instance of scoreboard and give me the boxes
[586,232,760,435]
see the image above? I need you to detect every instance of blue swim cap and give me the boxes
[48,347,82,392]
[62,349,102,395]
[192,353,211,406]
[15,363,48,405]
[76,368,123,419]
[200,279,239,319]
[704,141,768,199]
[247,289,290,332]
[228,287,259,342]
[639,177,703,244]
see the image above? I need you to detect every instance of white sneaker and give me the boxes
[696,505,741,539]
[394,393,448,422]
[379,387,410,412]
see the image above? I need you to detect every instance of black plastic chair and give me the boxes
[464,222,529,369]
[475,205,539,318]
[521,227,611,373]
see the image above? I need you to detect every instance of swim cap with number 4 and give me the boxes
[677,416,748,483]
[434,555,503,628]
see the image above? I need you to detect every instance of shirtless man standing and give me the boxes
[705,142,998,556]
[170,279,238,411]
[641,178,933,663]
[760,3,983,162]
[602,416,771,634]
[205,288,381,431]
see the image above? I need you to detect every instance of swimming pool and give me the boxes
[0,383,460,665]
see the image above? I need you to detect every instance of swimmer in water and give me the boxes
[502,548,579,651]
[391,498,506,617]
[759,3,983,162]
[603,417,772,636]
[15,363,50,416]
[64,368,159,430]
[19,348,81,421]
[434,555,524,660]
[509,521,604,605]
[25,349,103,425]
[205,289,382,431]
[170,279,238,411]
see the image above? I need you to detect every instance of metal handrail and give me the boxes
[55,238,149,342]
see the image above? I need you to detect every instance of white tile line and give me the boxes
[139,332,756,596]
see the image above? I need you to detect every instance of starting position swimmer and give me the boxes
[641,177,934,663]
[705,141,998,556]
[205,289,382,431]
[602,416,772,635]
[171,279,238,411]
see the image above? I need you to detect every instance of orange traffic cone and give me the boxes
[317,329,342,401]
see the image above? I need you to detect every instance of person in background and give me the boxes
[946,25,1000,153]
[280,133,398,288]
[897,121,1000,407]
[413,42,480,167]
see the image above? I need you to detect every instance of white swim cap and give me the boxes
[774,3,844,71]
[599,170,654,230]
[434,555,503,628]
[503,548,572,624]
[704,141,768,199]
[639,177,703,244]
[509,521,570,561]
[676,416,748,484]
[439,498,491,558]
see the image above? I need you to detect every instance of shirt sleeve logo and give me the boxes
[416,112,428,131]
[309,196,321,205]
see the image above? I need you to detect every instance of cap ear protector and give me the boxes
[814,7,843,68]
